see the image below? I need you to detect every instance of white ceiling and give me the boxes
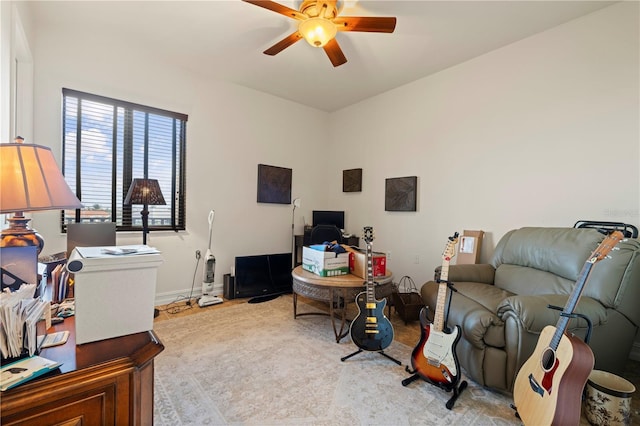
[28,1,616,112]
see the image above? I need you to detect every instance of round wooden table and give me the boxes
[291,266,394,343]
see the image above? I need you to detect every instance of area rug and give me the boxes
[152,295,519,425]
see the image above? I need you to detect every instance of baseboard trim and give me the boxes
[154,283,224,306]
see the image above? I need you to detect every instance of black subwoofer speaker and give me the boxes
[223,274,235,300]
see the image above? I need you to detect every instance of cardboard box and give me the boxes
[302,246,349,277]
[67,246,163,344]
[456,230,484,265]
[344,246,387,278]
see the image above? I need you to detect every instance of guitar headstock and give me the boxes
[588,230,624,263]
[442,232,459,261]
[363,226,375,244]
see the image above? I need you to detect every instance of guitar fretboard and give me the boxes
[433,233,458,333]
[365,240,375,304]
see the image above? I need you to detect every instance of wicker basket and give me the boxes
[392,276,423,324]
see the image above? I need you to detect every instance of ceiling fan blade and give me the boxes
[242,0,307,20]
[333,16,397,33]
[263,32,303,56]
[323,38,347,67]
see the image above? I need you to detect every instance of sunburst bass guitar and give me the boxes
[349,226,394,351]
[513,231,623,425]
[410,232,462,390]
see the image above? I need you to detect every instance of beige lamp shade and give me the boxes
[0,143,82,213]
[0,141,82,254]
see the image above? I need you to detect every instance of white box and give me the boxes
[67,246,163,344]
[302,246,349,277]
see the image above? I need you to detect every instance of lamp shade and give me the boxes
[124,179,166,206]
[298,17,337,47]
[0,143,82,213]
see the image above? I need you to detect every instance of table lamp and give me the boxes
[124,178,166,245]
[0,138,82,253]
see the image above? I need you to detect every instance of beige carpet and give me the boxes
[152,295,518,425]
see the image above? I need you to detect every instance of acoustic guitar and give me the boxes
[513,231,624,425]
[410,232,462,390]
[349,226,394,351]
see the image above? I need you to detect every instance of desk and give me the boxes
[291,266,393,342]
[1,316,164,425]
[294,234,360,266]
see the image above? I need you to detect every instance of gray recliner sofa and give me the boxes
[420,227,640,393]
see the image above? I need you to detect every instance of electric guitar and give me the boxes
[410,232,462,390]
[513,231,624,425]
[349,226,394,351]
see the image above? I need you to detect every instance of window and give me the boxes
[61,88,187,233]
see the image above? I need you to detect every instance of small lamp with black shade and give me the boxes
[0,138,82,293]
[123,178,166,246]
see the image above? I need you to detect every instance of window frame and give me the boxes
[61,88,187,233]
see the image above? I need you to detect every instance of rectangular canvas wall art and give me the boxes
[343,168,362,192]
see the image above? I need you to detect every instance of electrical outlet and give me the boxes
[195,250,201,259]
[414,254,420,264]
[386,251,391,260]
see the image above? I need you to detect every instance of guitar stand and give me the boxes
[341,348,402,365]
[401,279,467,410]
[403,369,468,410]
[547,305,594,344]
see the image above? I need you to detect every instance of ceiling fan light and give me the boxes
[299,17,337,48]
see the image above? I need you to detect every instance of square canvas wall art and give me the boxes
[257,164,292,204]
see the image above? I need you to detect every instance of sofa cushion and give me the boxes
[494,264,576,296]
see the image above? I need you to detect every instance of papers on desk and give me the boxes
[75,245,161,258]
[1,355,61,391]
[0,284,51,359]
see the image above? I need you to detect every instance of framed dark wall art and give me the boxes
[257,164,292,204]
[343,168,362,192]
[385,176,418,212]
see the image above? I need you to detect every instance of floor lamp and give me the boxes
[291,198,301,269]
[124,178,165,317]
[124,179,166,246]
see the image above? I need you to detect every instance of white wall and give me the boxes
[327,1,639,287]
[7,2,638,309]
[27,17,331,303]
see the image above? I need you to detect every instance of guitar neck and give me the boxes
[433,259,450,332]
[365,241,375,303]
[549,261,594,349]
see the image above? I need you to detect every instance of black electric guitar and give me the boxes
[349,227,394,351]
[410,232,462,390]
[513,231,623,425]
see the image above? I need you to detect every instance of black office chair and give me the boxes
[309,225,343,245]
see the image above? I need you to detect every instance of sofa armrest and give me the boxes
[435,264,495,284]
[497,294,607,333]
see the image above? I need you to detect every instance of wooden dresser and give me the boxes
[1,316,164,425]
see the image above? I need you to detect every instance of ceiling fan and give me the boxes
[242,0,397,67]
